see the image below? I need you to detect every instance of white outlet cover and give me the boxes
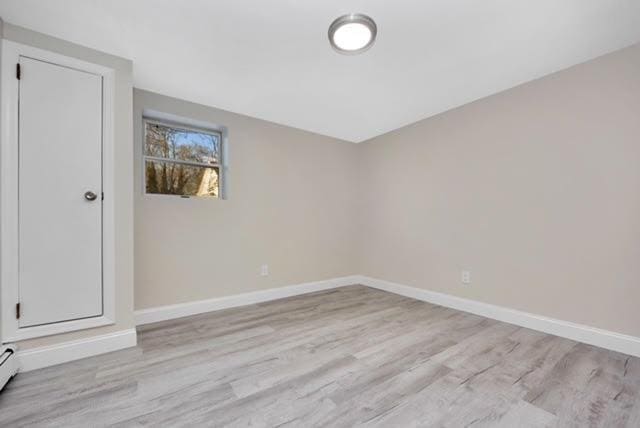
[461,271,471,284]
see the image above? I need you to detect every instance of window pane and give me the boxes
[145,160,219,197]
[145,122,220,165]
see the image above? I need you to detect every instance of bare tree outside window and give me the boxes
[143,120,223,197]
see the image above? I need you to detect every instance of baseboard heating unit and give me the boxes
[0,345,18,392]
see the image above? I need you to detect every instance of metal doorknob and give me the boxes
[84,191,98,201]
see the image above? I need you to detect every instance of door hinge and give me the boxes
[16,302,20,320]
[16,63,21,80]
[101,192,104,201]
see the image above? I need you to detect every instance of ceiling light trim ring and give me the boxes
[328,13,377,55]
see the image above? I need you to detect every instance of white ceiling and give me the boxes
[1,1,640,142]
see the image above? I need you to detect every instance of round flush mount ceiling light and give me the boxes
[328,14,377,55]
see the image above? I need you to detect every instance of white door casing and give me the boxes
[1,41,116,342]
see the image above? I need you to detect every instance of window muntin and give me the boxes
[143,119,223,198]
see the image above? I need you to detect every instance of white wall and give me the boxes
[0,17,4,347]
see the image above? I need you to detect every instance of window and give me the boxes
[143,118,224,198]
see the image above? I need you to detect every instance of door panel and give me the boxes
[18,56,103,327]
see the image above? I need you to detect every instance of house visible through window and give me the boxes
[143,119,223,198]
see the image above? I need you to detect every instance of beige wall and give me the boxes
[134,89,358,310]
[1,23,135,350]
[358,44,640,337]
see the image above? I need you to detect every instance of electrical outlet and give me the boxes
[260,264,269,276]
[461,270,471,285]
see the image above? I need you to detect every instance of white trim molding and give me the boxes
[358,276,640,358]
[0,40,117,342]
[3,317,116,343]
[135,276,360,326]
[17,329,137,372]
[137,274,640,359]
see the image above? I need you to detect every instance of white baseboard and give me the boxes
[135,273,640,358]
[358,275,640,358]
[17,328,137,372]
[134,276,361,326]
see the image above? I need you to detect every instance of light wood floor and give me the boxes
[1,285,639,427]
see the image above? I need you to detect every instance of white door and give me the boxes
[18,56,103,327]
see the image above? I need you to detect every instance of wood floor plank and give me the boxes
[1,285,639,427]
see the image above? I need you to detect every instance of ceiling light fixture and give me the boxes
[328,14,377,55]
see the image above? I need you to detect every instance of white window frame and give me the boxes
[0,40,117,342]
[142,111,228,199]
